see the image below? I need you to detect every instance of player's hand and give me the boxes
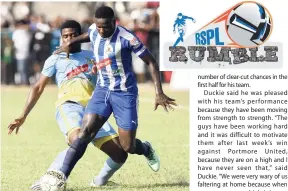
[154,93,177,113]
[89,64,98,75]
[193,19,196,23]
[53,41,71,59]
[173,29,176,34]
[8,115,26,135]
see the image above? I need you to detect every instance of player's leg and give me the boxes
[31,115,108,190]
[30,102,82,190]
[179,31,184,42]
[118,128,159,172]
[90,133,128,186]
[173,30,184,47]
[111,88,160,172]
[59,114,108,178]
[60,88,113,178]
[98,136,127,163]
[47,102,84,172]
[68,121,128,186]
[67,125,127,187]
[117,128,144,154]
[68,121,127,163]
[31,119,123,190]
[173,38,181,47]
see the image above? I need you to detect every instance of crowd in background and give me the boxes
[1,1,171,86]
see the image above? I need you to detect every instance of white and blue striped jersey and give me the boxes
[88,24,148,91]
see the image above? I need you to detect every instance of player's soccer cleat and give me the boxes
[90,179,119,187]
[144,141,160,172]
[30,179,42,190]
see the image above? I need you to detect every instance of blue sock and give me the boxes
[134,139,149,157]
[60,137,89,177]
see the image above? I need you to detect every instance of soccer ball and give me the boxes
[226,2,272,47]
[40,170,67,191]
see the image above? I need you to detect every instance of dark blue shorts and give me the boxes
[85,86,139,131]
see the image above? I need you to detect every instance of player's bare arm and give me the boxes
[141,52,177,112]
[185,16,196,23]
[8,74,50,134]
[53,32,90,57]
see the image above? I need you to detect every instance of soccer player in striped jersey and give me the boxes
[54,6,177,185]
[8,20,128,190]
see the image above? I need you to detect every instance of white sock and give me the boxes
[93,158,124,186]
[47,148,69,171]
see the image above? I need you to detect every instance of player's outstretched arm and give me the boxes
[184,15,196,23]
[8,75,50,134]
[53,32,90,57]
[140,52,178,113]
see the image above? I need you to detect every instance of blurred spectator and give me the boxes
[12,20,32,85]
[50,16,63,53]
[146,2,160,9]
[29,15,52,84]
[1,19,10,28]
[130,2,159,83]
[1,2,14,28]
[1,34,14,84]
[29,14,39,31]
[12,2,30,20]
[130,8,150,83]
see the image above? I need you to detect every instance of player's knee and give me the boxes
[80,114,106,141]
[78,128,95,143]
[67,128,80,145]
[79,119,96,142]
[121,143,136,154]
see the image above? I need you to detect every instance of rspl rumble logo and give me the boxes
[163,1,282,69]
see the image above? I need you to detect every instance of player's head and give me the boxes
[94,6,116,38]
[177,13,183,19]
[61,20,82,52]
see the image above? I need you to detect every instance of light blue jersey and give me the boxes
[88,24,148,91]
[42,50,96,87]
[42,50,96,108]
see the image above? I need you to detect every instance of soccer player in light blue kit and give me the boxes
[8,20,128,190]
[53,6,177,187]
